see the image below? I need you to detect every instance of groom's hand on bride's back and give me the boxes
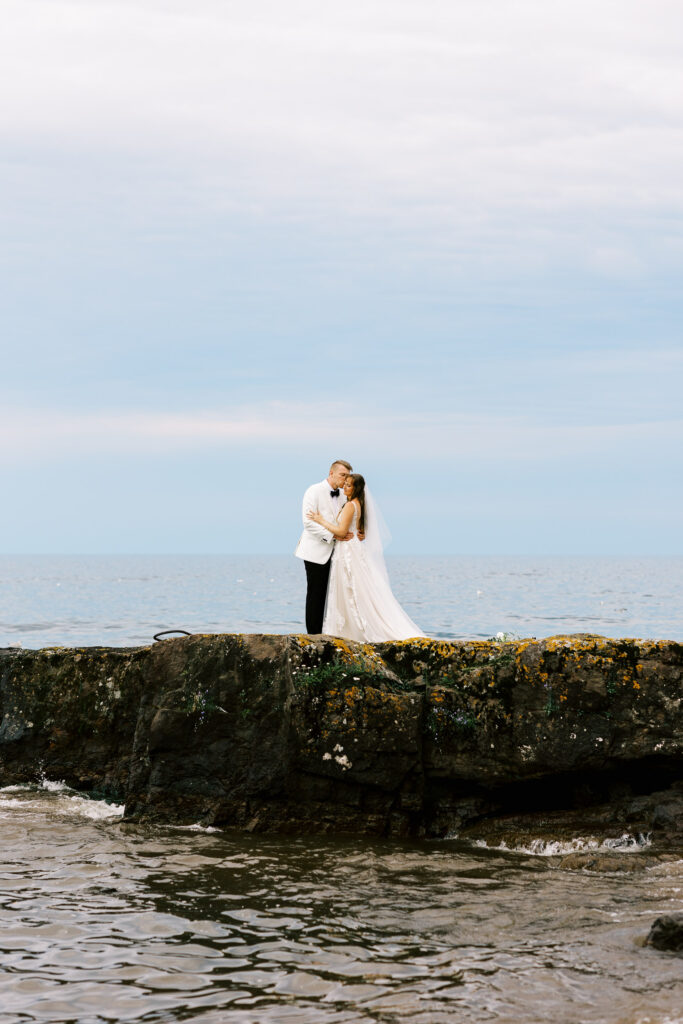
[339,531,355,542]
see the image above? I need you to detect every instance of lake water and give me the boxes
[1,554,681,649]
[1,555,682,1023]
[1,782,682,1024]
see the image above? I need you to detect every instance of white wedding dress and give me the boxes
[322,501,426,643]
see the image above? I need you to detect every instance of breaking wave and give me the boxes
[471,832,652,856]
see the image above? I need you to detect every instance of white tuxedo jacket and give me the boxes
[294,479,342,564]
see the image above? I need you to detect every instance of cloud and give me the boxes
[3,0,683,245]
[586,245,646,278]
[2,403,681,466]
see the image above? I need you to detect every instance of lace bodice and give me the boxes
[344,501,359,533]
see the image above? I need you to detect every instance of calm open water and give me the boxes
[1,554,681,648]
[1,556,682,1023]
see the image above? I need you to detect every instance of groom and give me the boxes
[295,459,353,633]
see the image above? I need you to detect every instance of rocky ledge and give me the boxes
[0,633,681,849]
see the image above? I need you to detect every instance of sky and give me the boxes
[1,0,682,555]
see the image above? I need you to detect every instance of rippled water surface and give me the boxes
[1,784,682,1024]
[1,554,681,648]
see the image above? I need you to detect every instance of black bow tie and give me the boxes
[330,488,340,497]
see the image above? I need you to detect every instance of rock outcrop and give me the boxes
[1,633,681,844]
[645,913,683,952]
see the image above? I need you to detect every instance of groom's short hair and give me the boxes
[330,459,352,473]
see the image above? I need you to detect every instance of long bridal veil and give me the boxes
[360,487,426,638]
[362,486,392,585]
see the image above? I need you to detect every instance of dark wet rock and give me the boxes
[652,799,682,831]
[645,913,683,952]
[558,852,648,873]
[621,789,683,844]
[0,645,147,796]
[1,634,682,840]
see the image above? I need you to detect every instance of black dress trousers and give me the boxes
[304,557,332,634]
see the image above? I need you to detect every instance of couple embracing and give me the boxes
[295,460,426,643]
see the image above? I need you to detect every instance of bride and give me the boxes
[307,473,426,643]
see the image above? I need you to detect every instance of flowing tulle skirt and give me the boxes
[322,537,425,643]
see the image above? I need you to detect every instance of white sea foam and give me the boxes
[0,779,124,819]
[171,823,222,833]
[1,779,71,795]
[63,795,125,820]
[40,778,71,792]
[472,832,652,856]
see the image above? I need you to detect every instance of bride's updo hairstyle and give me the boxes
[347,474,366,535]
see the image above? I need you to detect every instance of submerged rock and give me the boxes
[1,633,682,841]
[558,851,648,873]
[645,913,683,952]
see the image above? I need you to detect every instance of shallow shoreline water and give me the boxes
[1,780,682,1024]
